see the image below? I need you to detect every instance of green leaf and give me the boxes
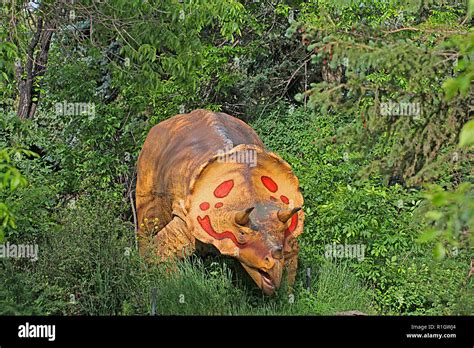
[425,210,443,221]
[433,242,446,260]
[10,174,20,191]
[459,120,474,147]
[431,192,447,207]
[418,228,438,243]
[294,93,304,102]
[442,78,458,100]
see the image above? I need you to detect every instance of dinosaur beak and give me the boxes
[240,258,283,295]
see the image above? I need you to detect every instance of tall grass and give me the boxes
[0,192,375,316]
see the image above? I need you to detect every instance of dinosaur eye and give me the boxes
[238,229,249,237]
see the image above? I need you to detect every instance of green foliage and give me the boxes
[0,0,471,317]
[418,183,473,260]
[288,0,471,186]
[295,261,374,315]
[459,119,474,147]
[442,33,474,100]
[0,147,36,240]
[0,4,19,106]
[252,106,471,314]
[96,0,248,104]
[0,148,31,193]
[416,119,474,260]
[0,189,373,315]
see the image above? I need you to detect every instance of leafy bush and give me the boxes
[0,189,374,315]
[251,105,472,314]
[0,0,471,317]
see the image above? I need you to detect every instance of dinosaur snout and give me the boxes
[239,244,284,295]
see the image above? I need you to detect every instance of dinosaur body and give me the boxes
[136,109,304,294]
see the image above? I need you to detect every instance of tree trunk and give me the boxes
[16,17,54,120]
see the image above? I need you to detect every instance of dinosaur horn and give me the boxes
[235,207,255,226]
[277,207,301,223]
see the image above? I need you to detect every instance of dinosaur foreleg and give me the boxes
[140,216,195,263]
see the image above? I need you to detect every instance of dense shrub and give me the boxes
[0,0,471,316]
[251,106,472,314]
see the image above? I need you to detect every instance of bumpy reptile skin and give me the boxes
[136,109,304,294]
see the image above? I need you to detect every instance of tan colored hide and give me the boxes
[136,109,304,294]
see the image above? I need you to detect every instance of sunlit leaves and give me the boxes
[100,0,247,94]
[288,0,471,186]
[459,120,474,148]
[0,148,36,238]
[442,33,474,100]
[418,183,473,259]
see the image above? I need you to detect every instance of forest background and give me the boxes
[0,0,472,315]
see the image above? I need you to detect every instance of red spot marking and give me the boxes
[197,215,246,248]
[284,213,299,238]
[261,176,278,193]
[214,180,234,198]
[280,195,289,204]
[199,202,210,211]
[215,202,223,208]
[270,196,277,201]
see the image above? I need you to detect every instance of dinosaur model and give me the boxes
[136,109,304,295]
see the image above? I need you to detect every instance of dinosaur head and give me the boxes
[186,145,304,295]
[234,204,302,294]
